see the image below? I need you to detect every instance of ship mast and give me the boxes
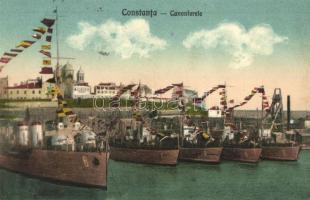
[56,7,60,68]
[53,7,75,85]
[54,7,61,85]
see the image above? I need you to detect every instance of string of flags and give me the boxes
[111,83,137,107]
[39,18,55,74]
[226,86,270,114]
[193,84,226,104]
[154,83,184,96]
[154,85,174,95]
[0,18,55,73]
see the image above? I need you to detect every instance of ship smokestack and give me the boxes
[287,95,291,130]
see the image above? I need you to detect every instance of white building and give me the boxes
[76,67,84,83]
[94,82,119,98]
[72,83,92,99]
[71,67,92,99]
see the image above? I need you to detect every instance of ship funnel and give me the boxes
[287,95,291,130]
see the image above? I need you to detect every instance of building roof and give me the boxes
[7,80,42,89]
[75,82,89,86]
[97,82,117,86]
[39,67,54,74]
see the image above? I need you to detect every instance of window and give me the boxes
[16,90,19,94]
[32,90,35,94]
[10,91,12,94]
[24,91,27,94]
[39,90,41,94]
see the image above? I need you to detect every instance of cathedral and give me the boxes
[60,62,75,99]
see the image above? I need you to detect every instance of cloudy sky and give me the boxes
[0,0,310,110]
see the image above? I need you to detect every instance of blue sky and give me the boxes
[0,0,310,109]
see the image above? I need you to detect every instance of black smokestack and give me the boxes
[287,95,291,130]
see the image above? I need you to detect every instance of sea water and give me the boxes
[0,151,310,200]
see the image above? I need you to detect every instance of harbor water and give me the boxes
[0,151,310,200]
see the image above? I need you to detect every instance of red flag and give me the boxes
[0,57,11,63]
[41,18,55,27]
[256,87,265,93]
[172,83,183,87]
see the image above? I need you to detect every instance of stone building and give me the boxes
[6,77,52,100]
[0,76,8,99]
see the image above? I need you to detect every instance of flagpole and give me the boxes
[55,7,59,67]
[54,7,61,85]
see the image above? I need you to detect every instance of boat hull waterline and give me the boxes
[261,146,300,161]
[222,147,262,163]
[179,147,223,163]
[0,150,108,188]
[110,147,179,165]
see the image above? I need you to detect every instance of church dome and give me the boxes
[62,62,74,72]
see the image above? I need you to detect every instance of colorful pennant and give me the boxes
[4,52,18,57]
[33,27,46,34]
[43,59,51,65]
[0,57,11,63]
[16,40,35,48]
[39,50,51,58]
[10,49,23,53]
[46,35,52,42]
[41,18,55,27]
[41,45,51,50]
[32,33,42,39]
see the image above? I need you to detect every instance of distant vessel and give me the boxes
[260,90,300,161]
[179,118,223,163]
[222,126,262,163]
[261,145,300,161]
[110,117,179,165]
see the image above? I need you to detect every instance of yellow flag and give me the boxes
[41,45,51,50]
[43,59,51,65]
[63,108,72,113]
[17,41,32,48]
[57,112,66,118]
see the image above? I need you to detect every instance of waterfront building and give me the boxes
[72,82,92,99]
[0,76,8,99]
[94,82,119,98]
[7,77,52,100]
[72,67,92,99]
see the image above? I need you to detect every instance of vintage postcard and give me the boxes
[0,0,309,199]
